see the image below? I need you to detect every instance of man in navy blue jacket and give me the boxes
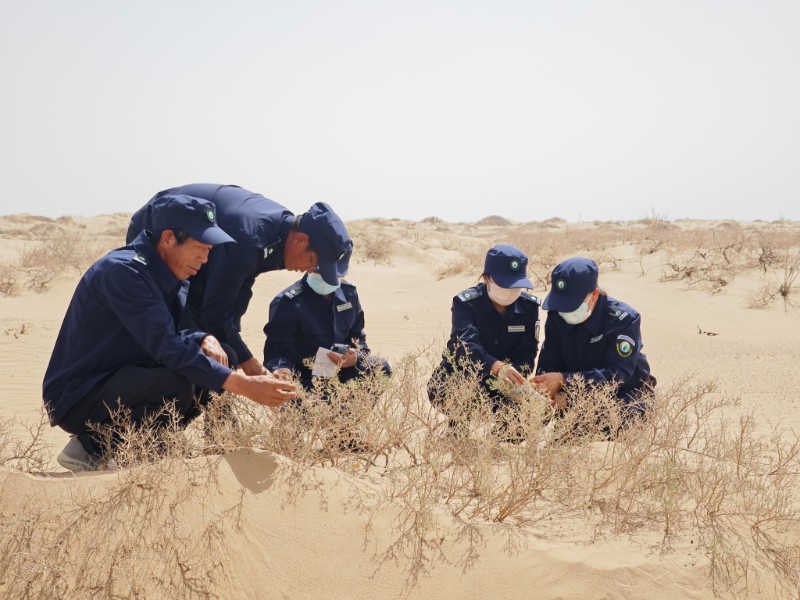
[45,195,297,471]
[127,184,352,378]
[531,257,656,418]
[264,271,391,392]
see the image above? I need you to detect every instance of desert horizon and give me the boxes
[1,211,799,599]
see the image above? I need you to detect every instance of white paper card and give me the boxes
[311,346,338,377]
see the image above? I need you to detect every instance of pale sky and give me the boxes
[1,1,798,223]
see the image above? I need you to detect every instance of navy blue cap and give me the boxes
[298,202,352,286]
[543,257,599,312]
[483,245,533,289]
[334,249,352,278]
[151,195,235,246]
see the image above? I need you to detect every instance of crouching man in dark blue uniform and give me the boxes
[530,257,656,426]
[263,266,391,393]
[127,184,352,379]
[44,195,297,472]
[427,245,541,432]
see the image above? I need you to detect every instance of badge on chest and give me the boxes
[507,325,525,333]
[336,302,353,312]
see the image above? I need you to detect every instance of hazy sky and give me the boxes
[1,1,798,222]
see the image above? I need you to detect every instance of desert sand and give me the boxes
[1,213,798,599]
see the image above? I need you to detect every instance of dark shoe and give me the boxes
[57,436,102,472]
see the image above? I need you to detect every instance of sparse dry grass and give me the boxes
[1,353,798,598]
[0,221,115,295]
[2,215,800,598]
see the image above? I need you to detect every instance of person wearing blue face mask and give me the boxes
[530,257,656,420]
[262,263,391,392]
[427,245,541,434]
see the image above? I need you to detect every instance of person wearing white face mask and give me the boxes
[530,257,656,420]
[428,245,541,435]
[262,262,391,392]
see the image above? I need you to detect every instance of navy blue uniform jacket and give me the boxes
[127,183,294,363]
[536,293,655,400]
[263,277,369,388]
[43,232,232,426]
[436,283,540,378]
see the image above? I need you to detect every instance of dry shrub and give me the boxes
[371,365,800,598]
[0,411,50,471]
[1,355,799,598]
[0,262,20,296]
[353,232,395,266]
[420,216,447,227]
[14,227,104,292]
[435,260,470,280]
[260,354,415,473]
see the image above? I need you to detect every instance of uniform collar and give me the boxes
[583,293,607,334]
[131,231,183,294]
[332,284,348,303]
[261,215,294,265]
[300,278,348,304]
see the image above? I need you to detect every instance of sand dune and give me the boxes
[1,214,798,599]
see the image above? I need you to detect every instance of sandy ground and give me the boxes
[1,213,798,599]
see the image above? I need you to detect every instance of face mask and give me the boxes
[306,272,340,296]
[559,301,592,325]
[487,282,522,306]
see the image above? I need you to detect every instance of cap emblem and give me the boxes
[206,208,216,223]
[556,279,566,290]
[509,259,521,272]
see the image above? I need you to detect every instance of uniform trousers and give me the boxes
[58,345,237,456]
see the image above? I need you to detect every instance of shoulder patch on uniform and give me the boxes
[132,253,148,266]
[615,334,636,358]
[520,291,542,305]
[456,287,482,302]
[284,283,304,299]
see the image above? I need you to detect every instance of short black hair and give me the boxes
[152,228,190,244]
[290,215,315,253]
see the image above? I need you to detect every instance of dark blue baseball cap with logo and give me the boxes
[483,245,533,289]
[151,194,236,245]
[543,257,599,311]
[298,202,352,286]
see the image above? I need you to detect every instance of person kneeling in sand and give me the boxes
[427,245,541,439]
[530,257,656,431]
[263,265,391,394]
[43,195,297,472]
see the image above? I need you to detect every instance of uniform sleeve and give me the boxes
[199,242,262,363]
[263,296,302,372]
[568,315,644,388]
[535,313,563,375]
[582,315,642,384]
[102,263,231,391]
[348,295,370,355]
[450,300,497,377]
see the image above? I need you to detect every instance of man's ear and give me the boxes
[589,287,601,308]
[288,230,310,247]
[159,230,176,246]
